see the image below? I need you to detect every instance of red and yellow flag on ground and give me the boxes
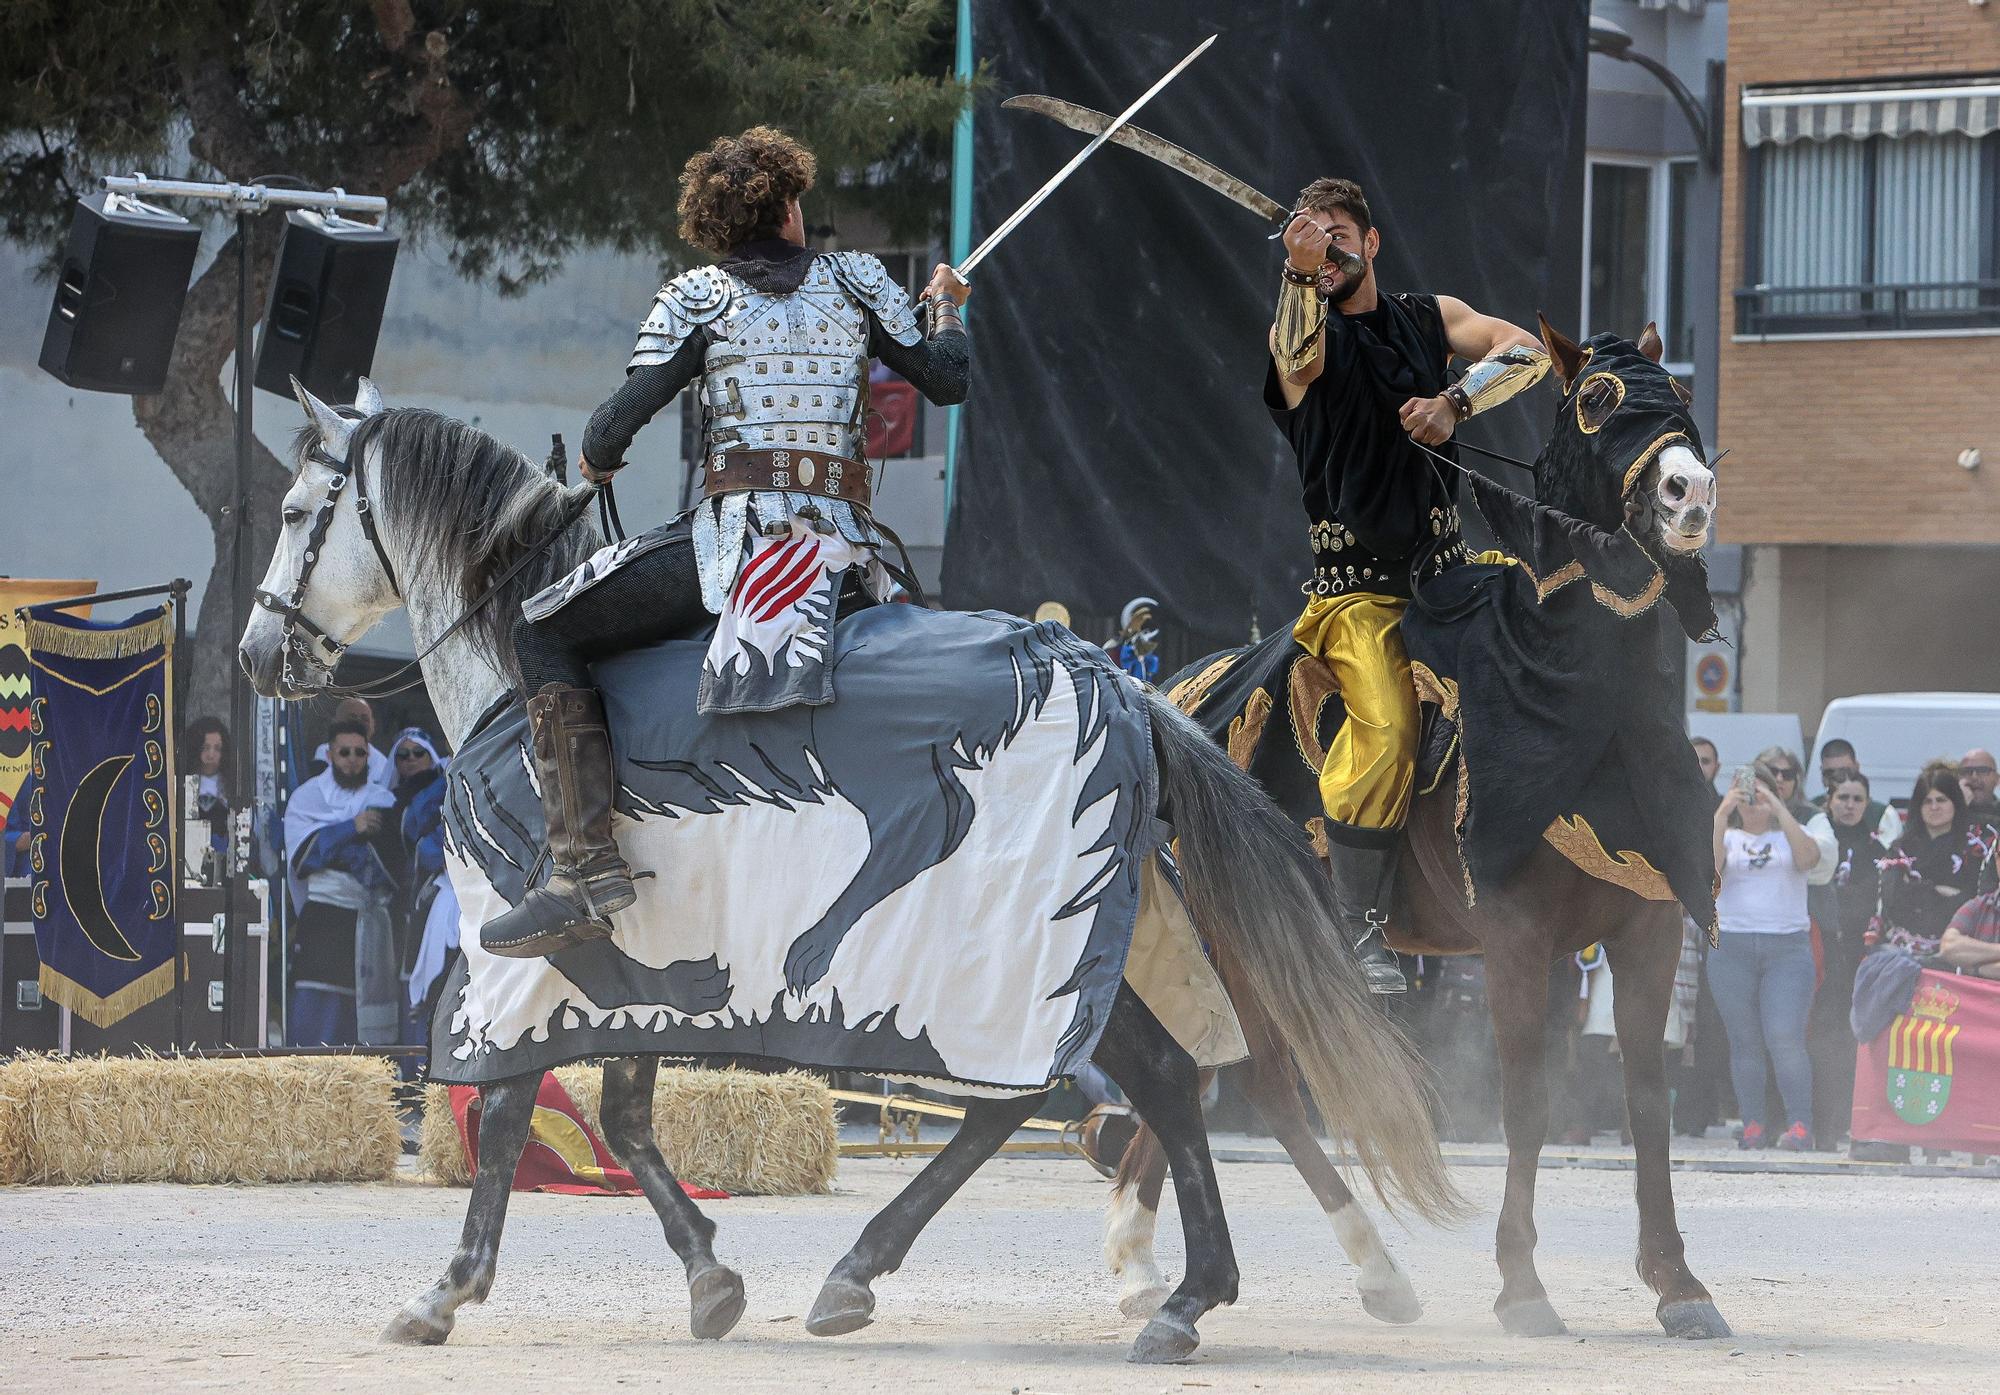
[1853,968,2000,1154]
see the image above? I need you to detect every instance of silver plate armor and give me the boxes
[634,252,920,610]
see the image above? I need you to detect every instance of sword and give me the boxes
[954,35,1216,279]
[1002,92,1365,280]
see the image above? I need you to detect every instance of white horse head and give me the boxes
[237,377,398,700]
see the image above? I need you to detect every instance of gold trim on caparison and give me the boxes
[1573,371,1627,435]
[1543,813,1675,901]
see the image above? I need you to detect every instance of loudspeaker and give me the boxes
[37,191,202,394]
[253,210,399,404]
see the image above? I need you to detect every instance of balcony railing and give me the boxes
[1734,280,2000,336]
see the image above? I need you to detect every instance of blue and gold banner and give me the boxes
[22,604,176,1026]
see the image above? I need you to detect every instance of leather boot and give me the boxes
[1322,836,1408,994]
[480,684,637,959]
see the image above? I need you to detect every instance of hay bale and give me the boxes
[418,1065,836,1195]
[0,1053,400,1185]
[418,1082,472,1186]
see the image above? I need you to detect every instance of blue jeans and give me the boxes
[1706,930,1815,1134]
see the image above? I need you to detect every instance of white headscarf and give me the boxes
[388,726,448,791]
[283,766,396,914]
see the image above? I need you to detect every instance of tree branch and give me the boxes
[179,54,284,179]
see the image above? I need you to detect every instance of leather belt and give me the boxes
[703,447,871,510]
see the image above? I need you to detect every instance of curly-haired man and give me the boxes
[483,126,972,960]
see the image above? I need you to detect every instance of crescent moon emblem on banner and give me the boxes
[143,693,163,733]
[59,754,145,962]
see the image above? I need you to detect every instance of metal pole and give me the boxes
[171,579,188,1053]
[224,209,254,1047]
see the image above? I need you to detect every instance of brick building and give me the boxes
[1719,0,2000,731]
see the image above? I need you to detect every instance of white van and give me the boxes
[1808,693,2000,803]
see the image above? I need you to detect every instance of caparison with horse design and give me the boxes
[1104,319,1735,1345]
[237,380,1459,1364]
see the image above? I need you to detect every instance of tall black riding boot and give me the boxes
[480,684,638,959]
[1322,836,1408,995]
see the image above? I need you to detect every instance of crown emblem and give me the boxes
[1909,984,1960,1022]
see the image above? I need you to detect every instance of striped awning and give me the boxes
[1743,80,2000,147]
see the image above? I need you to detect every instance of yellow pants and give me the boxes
[1292,594,1418,831]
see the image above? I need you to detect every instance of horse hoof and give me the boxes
[1496,1297,1569,1338]
[1659,1299,1732,1340]
[805,1277,876,1337]
[380,1307,453,1346]
[1128,1312,1201,1364]
[689,1264,747,1341]
[1118,1282,1172,1320]
[1358,1268,1424,1325]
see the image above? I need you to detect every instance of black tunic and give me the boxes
[1263,292,1459,591]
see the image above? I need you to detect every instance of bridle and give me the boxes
[253,436,403,695]
[255,428,596,700]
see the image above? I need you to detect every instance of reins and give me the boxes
[258,435,599,700]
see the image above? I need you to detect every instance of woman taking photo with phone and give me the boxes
[1710,760,1826,1150]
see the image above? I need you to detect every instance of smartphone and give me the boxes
[1731,766,1758,802]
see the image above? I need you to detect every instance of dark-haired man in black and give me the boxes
[1267,176,1549,992]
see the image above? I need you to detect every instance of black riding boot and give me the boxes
[1322,836,1408,995]
[480,684,637,959]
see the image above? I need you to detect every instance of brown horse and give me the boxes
[1104,320,1733,1342]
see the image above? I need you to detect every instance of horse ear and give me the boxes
[353,376,385,416]
[1536,312,1589,388]
[1637,321,1664,364]
[291,376,353,456]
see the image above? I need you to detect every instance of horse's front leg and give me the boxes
[1609,912,1732,1339]
[598,1057,745,1339]
[1104,1122,1173,1318]
[806,1091,1047,1337]
[382,1072,540,1344]
[1483,941,1568,1336]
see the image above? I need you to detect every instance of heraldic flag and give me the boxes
[22,603,177,1026]
[1853,968,2000,1155]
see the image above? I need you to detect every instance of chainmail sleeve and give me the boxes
[870,317,969,406]
[579,333,706,472]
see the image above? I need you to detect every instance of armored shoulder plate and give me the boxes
[823,251,921,347]
[630,264,734,369]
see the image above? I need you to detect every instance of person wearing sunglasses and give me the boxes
[1958,747,1999,822]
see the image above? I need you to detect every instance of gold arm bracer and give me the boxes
[1443,343,1551,420]
[1273,275,1327,377]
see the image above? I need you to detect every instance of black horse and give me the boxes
[1107,319,1735,1341]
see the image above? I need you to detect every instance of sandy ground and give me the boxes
[2,1156,1995,1394]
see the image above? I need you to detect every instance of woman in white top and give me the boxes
[1709,760,1821,1151]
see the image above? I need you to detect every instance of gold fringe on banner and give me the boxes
[21,609,173,662]
[38,957,177,1029]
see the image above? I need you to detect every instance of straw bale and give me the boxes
[0,1053,400,1185]
[418,1064,836,1195]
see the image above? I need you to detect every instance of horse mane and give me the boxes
[350,407,602,685]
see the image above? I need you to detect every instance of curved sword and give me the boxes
[957,34,1216,277]
[1002,93,1287,224]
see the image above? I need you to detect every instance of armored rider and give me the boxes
[482,126,971,960]
[1267,176,1547,993]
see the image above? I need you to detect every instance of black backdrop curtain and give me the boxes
[943,0,1590,658]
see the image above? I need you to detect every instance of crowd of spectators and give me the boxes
[282,697,460,1050]
[1667,737,2000,1156]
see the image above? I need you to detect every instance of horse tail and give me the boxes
[1143,687,1468,1226]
